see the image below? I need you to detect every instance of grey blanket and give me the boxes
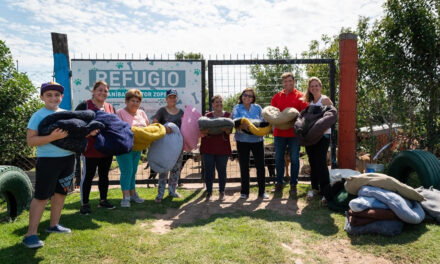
[416,186,440,223]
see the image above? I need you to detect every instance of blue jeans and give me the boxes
[274,136,300,185]
[202,154,229,194]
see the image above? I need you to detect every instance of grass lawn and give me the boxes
[0,184,439,264]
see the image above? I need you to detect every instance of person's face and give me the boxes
[92,84,109,102]
[166,94,177,106]
[212,97,223,112]
[125,97,141,113]
[40,90,63,110]
[241,91,254,105]
[309,80,322,96]
[282,77,295,91]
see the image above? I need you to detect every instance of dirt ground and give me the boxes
[148,191,392,264]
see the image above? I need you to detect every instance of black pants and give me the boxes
[80,156,113,205]
[305,136,330,192]
[236,141,265,196]
[74,154,81,186]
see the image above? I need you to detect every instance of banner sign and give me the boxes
[71,60,203,120]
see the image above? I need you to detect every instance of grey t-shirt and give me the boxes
[153,107,184,128]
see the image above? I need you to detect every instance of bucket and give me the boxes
[366,163,385,173]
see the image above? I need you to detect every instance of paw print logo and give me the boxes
[74,79,82,85]
[116,62,124,69]
[194,69,201,76]
[149,61,154,66]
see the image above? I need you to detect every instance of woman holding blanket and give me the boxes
[232,88,268,200]
[303,77,333,205]
[152,89,184,203]
[76,81,116,215]
[116,89,149,207]
[200,95,232,201]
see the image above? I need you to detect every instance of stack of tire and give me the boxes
[0,166,33,220]
[388,150,440,189]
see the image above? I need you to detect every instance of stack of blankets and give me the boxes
[344,173,425,236]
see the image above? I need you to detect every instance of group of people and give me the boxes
[22,72,333,249]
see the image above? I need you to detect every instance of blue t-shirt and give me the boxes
[27,107,75,157]
[232,103,264,143]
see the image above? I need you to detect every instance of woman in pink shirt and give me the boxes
[116,89,149,207]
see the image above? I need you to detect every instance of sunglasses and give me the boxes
[242,94,254,98]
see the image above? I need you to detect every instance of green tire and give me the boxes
[387,150,440,189]
[0,166,33,219]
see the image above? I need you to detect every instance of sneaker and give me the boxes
[98,200,116,209]
[259,192,270,199]
[306,190,315,201]
[205,192,212,202]
[130,193,145,204]
[22,235,44,249]
[46,224,71,234]
[321,196,328,206]
[154,197,162,203]
[219,192,225,201]
[169,192,182,198]
[239,194,248,199]
[80,204,91,215]
[289,185,297,197]
[120,197,131,208]
[271,183,283,193]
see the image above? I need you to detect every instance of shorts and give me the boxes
[34,155,75,200]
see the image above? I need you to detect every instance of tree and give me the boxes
[249,47,303,107]
[0,40,42,164]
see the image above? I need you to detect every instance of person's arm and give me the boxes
[322,96,333,106]
[26,128,68,147]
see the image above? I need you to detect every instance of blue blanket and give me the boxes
[38,110,104,153]
[358,186,425,224]
[93,111,133,156]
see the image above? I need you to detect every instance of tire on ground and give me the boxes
[387,150,440,189]
[0,166,33,219]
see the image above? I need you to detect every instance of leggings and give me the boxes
[80,156,113,205]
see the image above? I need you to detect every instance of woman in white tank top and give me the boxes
[303,77,334,205]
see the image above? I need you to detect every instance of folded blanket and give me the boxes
[358,185,425,224]
[94,111,133,156]
[131,124,166,151]
[416,186,440,223]
[347,208,399,226]
[147,122,183,173]
[181,105,202,151]
[329,169,360,185]
[262,106,299,130]
[197,117,234,135]
[38,110,104,153]
[345,173,424,202]
[344,216,404,236]
[349,196,390,212]
[240,118,272,136]
[233,118,270,135]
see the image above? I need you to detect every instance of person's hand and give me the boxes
[239,122,249,131]
[200,129,209,137]
[165,126,172,134]
[86,129,100,137]
[222,127,232,134]
[50,128,68,140]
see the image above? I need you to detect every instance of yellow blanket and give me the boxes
[240,118,272,136]
[131,124,166,151]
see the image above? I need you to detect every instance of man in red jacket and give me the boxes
[271,72,308,196]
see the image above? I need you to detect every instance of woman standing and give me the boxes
[304,77,333,205]
[200,95,232,201]
[76,81,116,214]
[116,89,149,207]
[152,89,184,203]
[232,88,268,199]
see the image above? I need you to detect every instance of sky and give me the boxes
[0,0,386,87]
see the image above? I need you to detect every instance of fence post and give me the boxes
[338,33,358,169]
[51,32,72,110]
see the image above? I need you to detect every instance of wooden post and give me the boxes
[51,32,72,110]
[338,33,358,169]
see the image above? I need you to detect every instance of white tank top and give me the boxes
[310,95,331,135]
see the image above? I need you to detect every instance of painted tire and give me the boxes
[387,150,440,189]
[0,166,33,219]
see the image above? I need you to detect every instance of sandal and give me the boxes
[321,197,328,206]
[306,190,314,201]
